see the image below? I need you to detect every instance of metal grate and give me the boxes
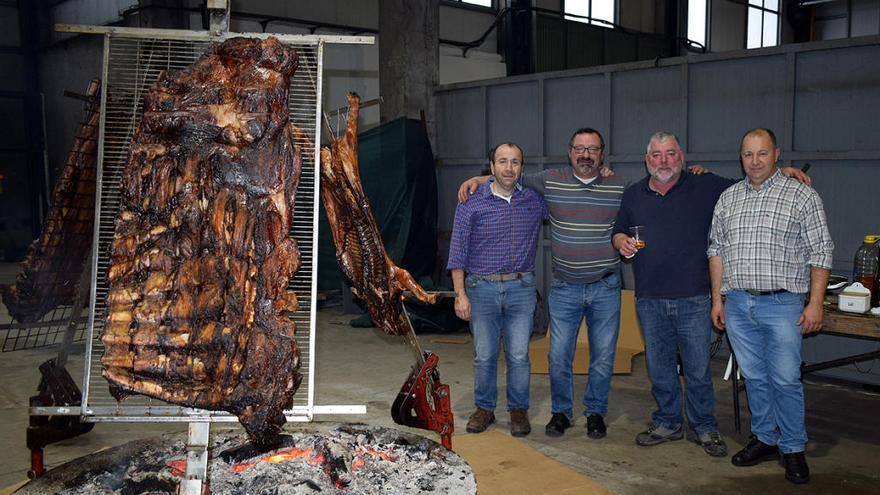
[1,81,100,352]
[1,305,88,352]
[81,34,323,422]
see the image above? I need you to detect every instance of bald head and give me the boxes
[740,128,777,150]
[740,128,780,187]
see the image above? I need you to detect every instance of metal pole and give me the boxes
[727,335,742,434]
[56,264,92,369]
[207,0,230,34]
[180,422,210,495]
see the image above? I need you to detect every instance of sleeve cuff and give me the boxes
[808,256,833,270]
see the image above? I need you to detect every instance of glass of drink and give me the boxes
[630,225,646,250]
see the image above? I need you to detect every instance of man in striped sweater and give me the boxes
[458,128,627,439]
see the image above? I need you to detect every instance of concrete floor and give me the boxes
[1,301,879,494]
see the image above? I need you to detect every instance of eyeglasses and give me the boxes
[570,145,603,155]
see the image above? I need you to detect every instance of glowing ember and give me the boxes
[230,447,325,472]
[354,448,397,462]
[230,462,257,473]
[351,457,366,470]
[264,447,318,464]
[166,459,186,477]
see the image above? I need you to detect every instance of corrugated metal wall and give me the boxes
[435,36,880,386]
[535,13,673,73]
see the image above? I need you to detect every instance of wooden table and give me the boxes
[801,301,880,374]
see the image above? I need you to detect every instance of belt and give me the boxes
[481,272,530,282]
[744,288,786,296]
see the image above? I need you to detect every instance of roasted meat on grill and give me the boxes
[1,79,101,323]
[101,37,302,445]
[320,93,439,335]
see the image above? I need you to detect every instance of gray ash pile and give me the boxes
[15,425,476,494]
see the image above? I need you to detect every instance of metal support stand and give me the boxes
[180,422,210,495]
[56,265,92,369]
[27,265,95,479]
[391,304,454,449]
[724,334,743,434]
[800,349,880,376]
[731,351,742,435]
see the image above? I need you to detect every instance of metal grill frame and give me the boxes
[29,28,373,424]
[1,81,101,352]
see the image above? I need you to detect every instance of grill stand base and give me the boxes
[179,422,210,495]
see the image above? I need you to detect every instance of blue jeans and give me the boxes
[636,295,718,435]
[724,290,807,453]
[466,272,537,411]
[548,272,621,418]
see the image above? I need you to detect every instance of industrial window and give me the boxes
[451,0,493,8]
[442,0,494,9]
[688,0,708,50]
[564,0,615,28]
[747,0,779,48]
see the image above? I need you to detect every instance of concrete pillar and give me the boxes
[134,0,189,29]
[378,0,439,142]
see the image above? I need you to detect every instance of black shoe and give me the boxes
[586,414,606,439]
[731,436,780,467]
[782,452,810,484]
[544,413,571,437]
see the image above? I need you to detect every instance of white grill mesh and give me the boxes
[83,36,320,421]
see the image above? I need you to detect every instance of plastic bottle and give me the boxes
[852,235,880,308]
[875,236,880,308]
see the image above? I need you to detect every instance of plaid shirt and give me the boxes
[707,169,834,294]
[447,182,547,275]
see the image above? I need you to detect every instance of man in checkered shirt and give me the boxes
[448,142,548,438]
[708,128,834,485]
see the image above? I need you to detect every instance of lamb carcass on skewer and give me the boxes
[2,79,101,323]
[320,93,453,449]
[319,94,439,334]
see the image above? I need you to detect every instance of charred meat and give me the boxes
[319,93,438,335]
[1,79,101,323]
[101,37,302,446]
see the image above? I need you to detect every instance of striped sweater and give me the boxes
[523,167,628,284]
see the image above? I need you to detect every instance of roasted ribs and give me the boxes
[319,93,439,334]
[1,79,101,323]
[101,37,302,445]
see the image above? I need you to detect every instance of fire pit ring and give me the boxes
[15,424,476,494]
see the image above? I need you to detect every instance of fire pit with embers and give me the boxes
[15,424,476,494]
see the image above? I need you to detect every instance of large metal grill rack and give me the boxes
[34,25,372,425]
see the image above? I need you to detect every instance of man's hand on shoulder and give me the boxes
[780,166,812,186]
[457,176,489,203]
[600,166,614,177]
[687,164,708,175]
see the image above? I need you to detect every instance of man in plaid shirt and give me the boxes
[708,128,834,485]
[448,142,548,437]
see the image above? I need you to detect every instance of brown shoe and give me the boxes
[466,408,495,433]
[510,408,531,437]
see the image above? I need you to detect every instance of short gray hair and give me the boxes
[646,132,681,153]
